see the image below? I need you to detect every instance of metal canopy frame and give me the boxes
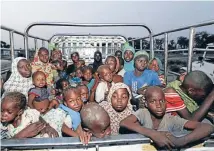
[24,22,154,59]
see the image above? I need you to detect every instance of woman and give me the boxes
[31,47,54,86]
[3,57,33,98]
[148,57,165,86]
[91,51,103,73]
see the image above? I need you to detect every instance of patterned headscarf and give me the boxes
[3,57,33,98]
[99,83,133,135]
[31,49,54,86]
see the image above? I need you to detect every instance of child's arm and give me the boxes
[167,121,214,147]
[28,94,36,108]
[120,115,175,149]
[62,123,78,137]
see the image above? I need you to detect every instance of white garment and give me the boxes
[95,81,109,103]
[117,69,126,77]
[3,57,33,98]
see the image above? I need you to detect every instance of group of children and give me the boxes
[1,44,214,149]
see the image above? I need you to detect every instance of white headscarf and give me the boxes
[3,57,33,98]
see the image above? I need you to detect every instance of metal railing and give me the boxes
[1,25,49,60]
[24,22,154,59]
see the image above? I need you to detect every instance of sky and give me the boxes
[1,1,214,49]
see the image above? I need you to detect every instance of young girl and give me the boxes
[95,65,113,103]
[99,83,133,135]
[28,71,57,109]
[1,92,52,138]
[82,66,96,92]
[77,84,89,104]
[122,44,135,72]
[59,86,83,137]
[55,78,70,103]
[105,56,123,83]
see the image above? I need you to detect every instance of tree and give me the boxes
[177,36,189,49]
[155,38,164,50]
[168,40,176,50]
[194,31,213,48]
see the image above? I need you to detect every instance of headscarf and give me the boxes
[99,83,133,135]
[92,51,103,73]
[149,57,163,75]
[122,44,135,72]
[134,50,149,59]
[31,49,54,86]
[3,57,33,98]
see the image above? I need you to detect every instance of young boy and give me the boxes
[77,84,89,104]
[120,86,214,149]
[95,65,113,103]
[80,103,111,138]
[124,54,161,94]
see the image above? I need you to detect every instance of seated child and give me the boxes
[95,65,113,103]
[76,60,85,69]
[59,60,69,79]
[105,56,123,83]
[28,71,58,109]
[55,78,70,103]
[117,57,125,77]
[82,66,96,92]
[1,92,56,138]
[100,83,133,135]
[70,67,83,85]
[77,84,89,104]
[59,86,83,137]
[120,86,214,149]
[80,102,111,138]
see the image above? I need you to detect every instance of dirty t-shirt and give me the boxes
[133,108,188,132]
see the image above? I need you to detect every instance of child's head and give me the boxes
[94,51,102,63]
[123,45,135,62]
[105,56,117,73]
[77,60,85,69]
[17,58,32,78]
[182,71,213,104]
[108,83,131,112]
[63,86,83,112]
[145,86,166,118]
[38,47,49,63]
[56,78,69,90]
[80,103,111,138]
[51,60,63,71]
[82,66,93,82]
[33,98,50,114]
[118,57,124,71]
[134,54,149,72]
[32,71,46,88]
[97,65,113,83]
[75,67,83,78]
[71,52,79,63]
[115,50,122,58]
[1,92,26,123]
[148,58,160,72]
[77,84,89,103]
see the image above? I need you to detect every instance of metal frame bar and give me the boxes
[49,33,128,42]
[164,33,168,84]
[24,22,154,59]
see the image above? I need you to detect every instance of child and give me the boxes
[59,60,68,79]
[117,57,125,77]
[28,71,57,109]
[1,92,55,138]
[120,86,214,149]
[122,44,135,72]
[77,84,89,104]
[124,53,161,94]
[32,93,71,137]
[115,50,122,58]
[80,102,111,138]
[76,60,85,69]
[55,78,70,103]
[99,83,133,135]
[58,86,83,137]
[105,56,123,83]
[76,67,83,79]
[95,65,113,103]
[82,66,95,92]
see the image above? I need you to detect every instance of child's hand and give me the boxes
[48,99,60,110]
[151,131,175,150]
[40,124,59,138]
[166,134,186,147]
[79,131,92,145]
